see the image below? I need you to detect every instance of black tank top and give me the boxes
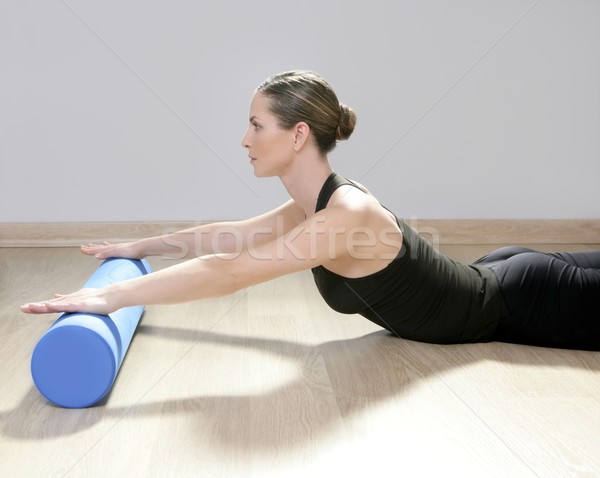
[310,172,501,344]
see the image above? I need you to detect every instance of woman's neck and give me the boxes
[279,155,333,218]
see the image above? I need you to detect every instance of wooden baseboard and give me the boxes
[407,219,600,245]
[0,220,599,247]
[0,222,203,247]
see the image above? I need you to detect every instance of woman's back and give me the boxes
[311,173,502,344]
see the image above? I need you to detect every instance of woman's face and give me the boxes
[241,93,295,177]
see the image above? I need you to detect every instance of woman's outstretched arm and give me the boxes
[80,199,305,261]
[21,204,364,315]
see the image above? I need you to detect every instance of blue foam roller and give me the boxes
[30,258,152,408]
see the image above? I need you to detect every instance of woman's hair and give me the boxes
[256,71,357,154]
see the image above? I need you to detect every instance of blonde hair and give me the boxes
[257,71,357,154]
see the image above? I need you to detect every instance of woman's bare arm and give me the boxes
[21,204,364,315]
[81,199,305,260]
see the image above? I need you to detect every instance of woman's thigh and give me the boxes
[488,250,600,350]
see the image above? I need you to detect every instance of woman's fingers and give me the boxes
[22,296,73,313]
[20,303,39,313]
[80,242,140,260]
[21,288,111,315]
[22,291,73,314]
[81,242,136,260]
[81,243,104,256]
[80,242,116,259]
[21,301,61,314]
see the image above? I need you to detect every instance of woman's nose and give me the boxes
[241,130,250,148]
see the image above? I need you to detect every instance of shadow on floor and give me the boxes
[2,324,598,453]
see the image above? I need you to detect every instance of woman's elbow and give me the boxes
[206,254,257,297]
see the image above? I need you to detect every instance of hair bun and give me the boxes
[336,103,357,141]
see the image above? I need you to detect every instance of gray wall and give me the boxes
[1,0,599,222]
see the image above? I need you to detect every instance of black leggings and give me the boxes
[474,247,600,350]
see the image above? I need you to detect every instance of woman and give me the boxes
[21,71,600,350]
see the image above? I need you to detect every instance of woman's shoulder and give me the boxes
[326,178,381,214]
[327,178,402,235]
[345,178,373,196]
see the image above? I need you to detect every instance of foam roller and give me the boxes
[31,258,152,408]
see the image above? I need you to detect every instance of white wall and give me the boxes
[1,0,599,222]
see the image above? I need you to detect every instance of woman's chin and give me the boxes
[251,165,277,178]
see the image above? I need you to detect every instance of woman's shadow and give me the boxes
[3,322,599,454]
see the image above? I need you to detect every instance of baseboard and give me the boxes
[1,219,599,247]
[407,219,600,245]
[0,222,203,247]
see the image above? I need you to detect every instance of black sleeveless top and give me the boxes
[310,172,501,344]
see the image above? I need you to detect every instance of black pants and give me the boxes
[474,247,600,350]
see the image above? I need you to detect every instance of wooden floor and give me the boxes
[1,244,599,477]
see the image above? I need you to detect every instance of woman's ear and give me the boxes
[292,122,311,152]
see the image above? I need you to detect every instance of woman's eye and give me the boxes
[252,123,261,131]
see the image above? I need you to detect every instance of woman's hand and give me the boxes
[81,241,142,260]
[20,288,117,315]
